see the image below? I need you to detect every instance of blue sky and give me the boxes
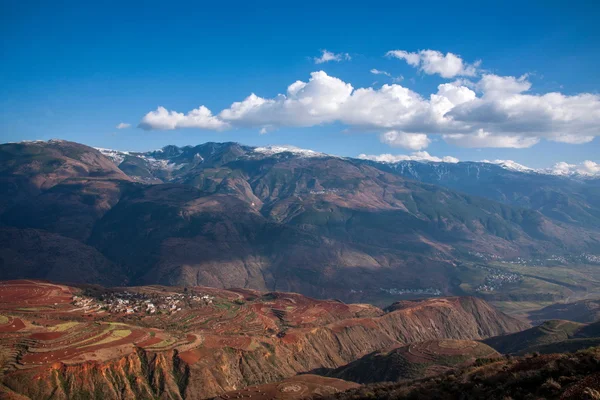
[1,0,599,169]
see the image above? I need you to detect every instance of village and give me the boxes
[379,287,442,296]
[72,290,215,315]
[475,266,522,292]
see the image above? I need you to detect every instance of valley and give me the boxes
[2,140,600,315]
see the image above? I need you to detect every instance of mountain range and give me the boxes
[1,139,600,304]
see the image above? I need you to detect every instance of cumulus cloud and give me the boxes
[386,49,479,78]
[138,71,600,149]
[314,49,351,64]
[546,160,600,176]
[358,151,459,163]
[116,122,131,129]
[379,131,431,150]
[138,106,229,131]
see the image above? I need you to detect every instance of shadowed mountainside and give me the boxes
[1,140,600,303]
[528,298,600,324]
[484,319,600,355]
[320,347,600,400]
[373,160,600,230]
[312,339,500,384]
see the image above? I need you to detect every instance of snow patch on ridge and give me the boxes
[95,148,130,165]
[481,159,534,173]
[253,145,327,158]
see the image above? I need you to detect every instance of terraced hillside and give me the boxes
[210,375,359,400]
[0,280,526,399]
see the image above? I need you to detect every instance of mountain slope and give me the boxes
[0,227,125,285]
[314,339,500,383]
[527,298,600,324]
[1,140,600,302]
[321,347,600,400]
[0,140,130,211]
[484,319,600,355]
[374,160,600,230]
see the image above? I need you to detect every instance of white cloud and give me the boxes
[138,106,229,131]
[370,69,391,77]
[116,122,131,129]
[545,160,600,176]
[380,131,430,150]
[358,151,459,163]
[581,160,600,175]
[314,49,351,64]
[371,69,403,83]
[219,71,353,128]
[139,71,600,149]
[443,131,540,148]
[386,49,479,78]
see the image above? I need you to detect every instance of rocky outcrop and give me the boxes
[4,349,186,400]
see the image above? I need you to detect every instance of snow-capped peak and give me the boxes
[481,159,535,173]
[481,159,600,178]
[253,145,326,158]
[95,148,130,165]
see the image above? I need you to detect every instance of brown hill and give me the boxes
[320,347,600,400]
[0,140,129,211]
[313,339,500,384]
[527,298,600,324]
[484,319,600,355]
[0,280,527,399]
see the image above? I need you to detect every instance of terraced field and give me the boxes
[0,281,383,374]
[212,374,360,400]
[0,280,526,399]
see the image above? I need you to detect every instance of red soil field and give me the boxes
[20,329,146,365]
[213,374,359,400]
[179,348,203,364]
[0,281,74,311]
[202,334,252,350]
[0,317,25,332]
[136,337,163,348]
[29,332,66,340]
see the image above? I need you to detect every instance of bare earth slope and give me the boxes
[0,280,527,399]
